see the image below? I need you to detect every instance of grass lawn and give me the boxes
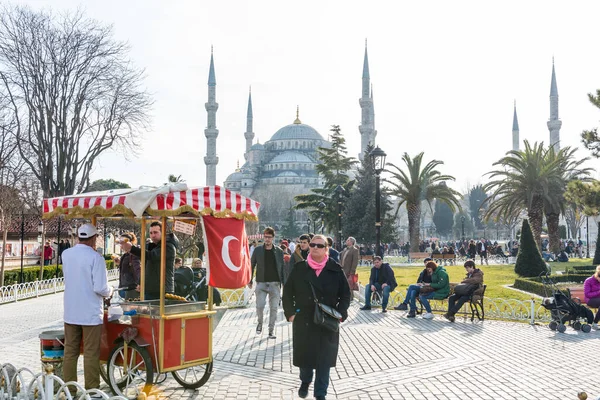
[356,258,595,302]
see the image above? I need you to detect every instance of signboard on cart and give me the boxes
[173,220,196,236]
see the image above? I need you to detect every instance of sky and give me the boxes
[18,0,600,194]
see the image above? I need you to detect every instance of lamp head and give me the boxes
[369,146,387,175]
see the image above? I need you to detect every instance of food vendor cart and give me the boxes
[42,185,260,399]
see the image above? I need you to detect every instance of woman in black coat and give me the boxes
[282,234,351,400]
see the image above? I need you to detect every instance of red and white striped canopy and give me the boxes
[43,185,260,220]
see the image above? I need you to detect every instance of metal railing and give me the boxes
[357,284,553,324]
[0,362,126,400]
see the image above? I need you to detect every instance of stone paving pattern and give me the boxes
[1,292,600,399]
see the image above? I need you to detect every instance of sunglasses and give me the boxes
[309,243,326,249]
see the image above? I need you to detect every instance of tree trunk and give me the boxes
[0,227,6,287]
[39,228,45,281]
[528,196,544,251]
[546,212,561,254]
[407,203,421,252]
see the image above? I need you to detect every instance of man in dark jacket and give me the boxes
[249,227,284,338]
[443,260,484,322]
[122,221,178,300]
[360,256,397,313]
[394,258,433,311]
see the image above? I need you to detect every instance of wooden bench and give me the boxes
[432,253,457,265]
[417,284,487,321]
[359,254,374,266]
[408,252,430,263]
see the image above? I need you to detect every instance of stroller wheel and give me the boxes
[557,324,567,333]
[573,321,582,331]
[548,321,558,331]
[581,324,592,333]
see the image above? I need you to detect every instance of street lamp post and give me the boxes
[370,146,387,258]
[461,215,465,241]
[318,202,326,234]
[19,211,25,284]
[586,216,590,258]
[55,217,62,278]
[307,217,311,234]
[335,185,346,250]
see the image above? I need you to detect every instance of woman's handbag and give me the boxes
[419,285,435,294]
[310,283,342,332]
[453,283,479,296]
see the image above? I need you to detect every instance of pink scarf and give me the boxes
[307,253,327,277]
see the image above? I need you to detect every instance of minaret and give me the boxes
[244,87,254,160]
[204,47,219,186]
[512,100,519,151]
[547,59,562,150]
[358,40,376,161]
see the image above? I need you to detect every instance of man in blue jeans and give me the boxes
[394,258,432,311]
[360,256,397,313]
[413,261,449,319]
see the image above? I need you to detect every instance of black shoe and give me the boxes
[443,313,455,322]
[298,382,309,398]
[359,306,371,310]
[268,330,276,339]
[394,303,408,311]
[381,308,387,313]
[407,311,416,318]
[256,324,262,334]
[315,396,326,400]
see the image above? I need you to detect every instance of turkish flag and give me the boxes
[202,215,251,289]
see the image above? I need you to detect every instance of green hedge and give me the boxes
[514,273,589,297]
[567,265,596,273]
[3,260,116,285]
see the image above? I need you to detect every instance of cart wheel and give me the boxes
[548,321,558,331]
[557,324,567,333]
[573,321,582,331]
[107,341,154,399]
[171,362,213,389]
[99,361,110,385]
[581,324,592,333]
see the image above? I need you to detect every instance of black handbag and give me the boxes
[453,283,478,296]
[310,283,342,332]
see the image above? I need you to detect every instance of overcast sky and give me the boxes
[20,0,600,194]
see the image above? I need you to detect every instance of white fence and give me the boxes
[0,362,126,400]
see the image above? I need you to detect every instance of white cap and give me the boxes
[78,223,98,239]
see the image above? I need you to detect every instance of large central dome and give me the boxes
[270,123,324,141]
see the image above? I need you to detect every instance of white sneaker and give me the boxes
[422,312,434,320]
[592,323,598,330]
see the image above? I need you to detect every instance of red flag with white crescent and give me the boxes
[202,215,251,289]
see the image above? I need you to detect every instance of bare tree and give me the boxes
[0,5,152,198]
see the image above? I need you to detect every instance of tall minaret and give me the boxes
[547,59,562,150]
[244,87,254,160]
[358,40,376,161]
[512,101,520,151]
[204,47,219,186]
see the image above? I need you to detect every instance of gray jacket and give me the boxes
[251,245,284,283]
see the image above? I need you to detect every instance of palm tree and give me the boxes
[483,141,590,250]
[386,152,462,252]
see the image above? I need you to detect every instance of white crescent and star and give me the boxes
[221,235,242,272]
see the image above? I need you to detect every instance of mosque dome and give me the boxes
[250,142,264,150]
[270,123,324,141]
[226,170,244,182]
[269,151,314,164]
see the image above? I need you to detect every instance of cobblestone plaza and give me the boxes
[1,292,599,399]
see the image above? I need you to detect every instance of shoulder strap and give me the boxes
[309,282,319,303]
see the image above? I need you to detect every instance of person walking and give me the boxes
[340,236,359,290]
[283,234,351,400]
[249,226,284,339]
[62,223,113,394]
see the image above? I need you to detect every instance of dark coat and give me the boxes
[251,245,284,283]
[130,233,179,298]
[282,259,351,369]
[118,252,141,288]
[367,263,397,291]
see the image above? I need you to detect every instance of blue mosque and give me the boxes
[202,44,377,218]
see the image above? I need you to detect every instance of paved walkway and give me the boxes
[1,292,600,399]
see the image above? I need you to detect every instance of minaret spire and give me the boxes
[244,86,254,159]
[547,59,562,150]
[512,100,520,151]
[294,105,302,124]
[204,47,219,186]
[358,40,376,160]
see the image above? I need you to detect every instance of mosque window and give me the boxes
[295,141,298,148]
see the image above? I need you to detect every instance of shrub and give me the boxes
[514,273,590,297]
[514,218,548,277]
[2,260,116,286]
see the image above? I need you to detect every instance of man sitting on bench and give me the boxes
[360,256,397,313]
[443,260,484,322]
[394,258,432,311]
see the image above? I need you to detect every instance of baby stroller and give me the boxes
[174,267,222,305]
[540,272,593,333]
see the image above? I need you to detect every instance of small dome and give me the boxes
[270,123,323,141]
[225,171,244,182]
[250,142,264,150]
[269,151,313,164]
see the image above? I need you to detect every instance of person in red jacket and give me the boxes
[43,241,53,266]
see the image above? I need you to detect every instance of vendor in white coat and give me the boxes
[62,223,113,393]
